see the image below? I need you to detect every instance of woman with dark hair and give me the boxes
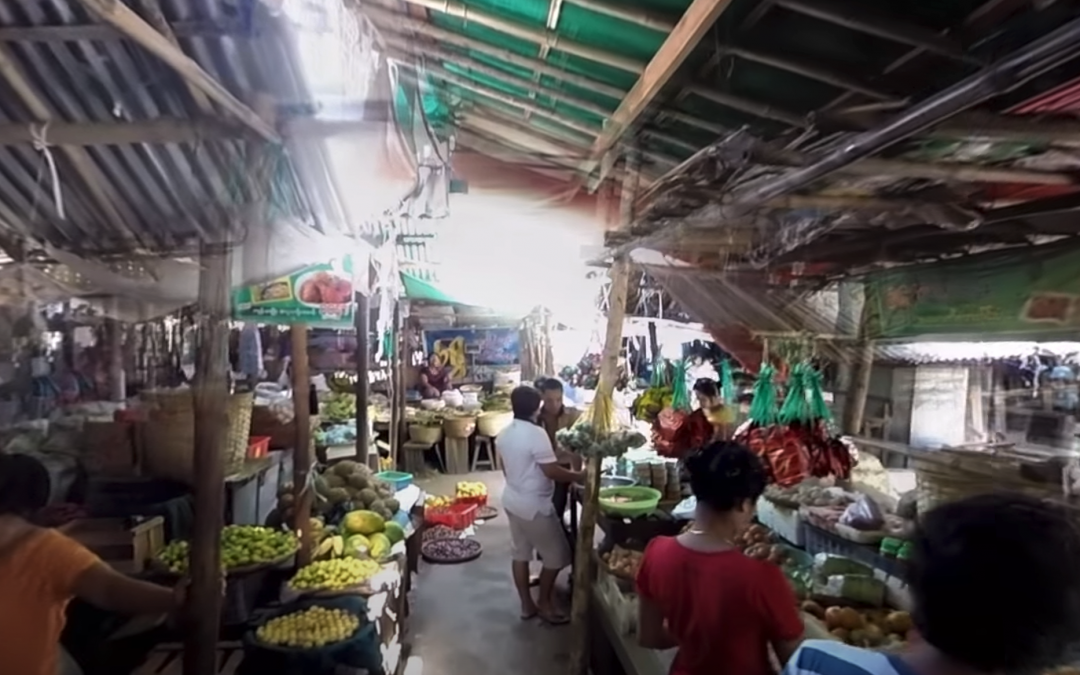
[637,441,803,675]
[419,353,450,399]
[688,378,734,445]
[0,453,187,675]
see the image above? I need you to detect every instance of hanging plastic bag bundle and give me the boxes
[652,359,711,458]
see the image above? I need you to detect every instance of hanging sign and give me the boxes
[424,327,520,381]
[865,243,1080,339]
[232,256,355,326]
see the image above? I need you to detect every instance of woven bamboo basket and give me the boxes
[141,391,254,485]
[408,424,443,445]
[476,411,512,437]
[443,416,477,439]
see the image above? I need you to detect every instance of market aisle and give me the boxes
[407,472,572,675]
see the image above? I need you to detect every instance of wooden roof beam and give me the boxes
[76,0,279,142]
[579,0,739,182]
[0,44,144,246]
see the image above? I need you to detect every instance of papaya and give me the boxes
[343,509,385,536]
[383,521,406,545]
[368,532,392,560]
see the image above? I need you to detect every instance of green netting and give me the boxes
[720,359,735,406]
[670,359,691,412]
[748,364,778,426]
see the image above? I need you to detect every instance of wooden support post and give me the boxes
[291,325,313,566]
[569,156,636,675]
[105,317,125,402]
[841,301,874,436]
[388,301,403,470]
[183,242,230,675]
[355,292,371,461]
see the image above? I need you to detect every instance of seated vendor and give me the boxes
[419,353,450,399]
[692,378,735,441]
[0,454,190,675]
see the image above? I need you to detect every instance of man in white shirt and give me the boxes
[497,386,582,625]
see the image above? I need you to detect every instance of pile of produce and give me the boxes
[456,481,487,500]
[481,392,511,412]
[338,509,405,561]
[735,364,854,486]
[326,372,358,395]
[315,424,357,447]
[157,525,298,574]
[421,537,482,564]
[631,365,674,424]
[556,420,647,459]
[313,460,400,521]
[289,558,383,592]
[255,605,359,649]
[424,494,453,509]
[802,602,911,650]
[601,546,643,579]
[322,392,357,423]
[765,482,854,508]
[650,360,712,458]
[422,524,457,543]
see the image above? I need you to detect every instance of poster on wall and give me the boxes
[865,242,1080,339]
[424,328,520,381]
[233,257,355,327]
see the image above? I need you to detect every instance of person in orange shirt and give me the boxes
[0,454,186,675]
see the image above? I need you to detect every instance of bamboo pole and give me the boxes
[356,292,371,464]
[291,325,314,566]
[183,242,230,675]
[569,157,637,675]
[841,299,874,436]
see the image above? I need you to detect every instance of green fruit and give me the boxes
[384,498,400,514]
[327,488,350,504]
[368,532,391,560]
[383,521,405,545]
[342,509,385,536]
[358,488,378,506]
[345,534,371,556]
[324,474,346,489]
[348,475,370,490]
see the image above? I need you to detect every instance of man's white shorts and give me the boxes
[507,510,571,569]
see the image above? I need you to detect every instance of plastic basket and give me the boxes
[598,486,662,518]
[375,471,413,492]
[425,502,478,530]
[248,436,271,459]
[407,424,443,445]
[443,416,477,439]
[800,521,908,580]
[455,494,488,507]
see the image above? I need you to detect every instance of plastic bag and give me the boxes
[839,494,885,531]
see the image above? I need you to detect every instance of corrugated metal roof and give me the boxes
[876,341,1080,364]
[0,0,318,255]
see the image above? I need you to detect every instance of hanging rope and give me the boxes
[30,122,65,220]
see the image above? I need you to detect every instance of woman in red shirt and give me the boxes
[636,441,803,675]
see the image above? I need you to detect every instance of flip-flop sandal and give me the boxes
[520,611,538,621]
[539,613,570,626]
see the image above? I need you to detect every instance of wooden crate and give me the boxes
[134,642,244,675]
[59,516,164,575]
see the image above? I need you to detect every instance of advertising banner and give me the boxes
[233,257,355,327]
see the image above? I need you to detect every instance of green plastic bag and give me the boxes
[670,359,692,412]
[748,364,778,426]
[720,359,736,405]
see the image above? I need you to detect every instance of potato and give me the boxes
[839,607,865,631]
[829,628,849,642]
[863,624,884,646]
[800,600,826,620]
[767,544,787,565]
[824,606,846,630]
[884,610,913,635]
[849,629,869,647]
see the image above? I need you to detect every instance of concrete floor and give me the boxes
[406,471,572,675]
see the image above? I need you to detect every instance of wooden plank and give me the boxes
[580,0,736,180]
[0,21,248,43]
[76,0,278,141]
[135,0,214,113]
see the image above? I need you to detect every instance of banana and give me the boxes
[314,538,335,559]
[331,535,344,557]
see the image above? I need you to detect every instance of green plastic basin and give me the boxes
[598,486,662,518]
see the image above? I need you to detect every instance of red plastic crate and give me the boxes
[247,436,271,459]
[425,502,478,530]
[454,494,488,507]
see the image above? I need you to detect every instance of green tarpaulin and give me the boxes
[865,242,1080,340]
[400,272,460,304]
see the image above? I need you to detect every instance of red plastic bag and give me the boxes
[652,408,689,457]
